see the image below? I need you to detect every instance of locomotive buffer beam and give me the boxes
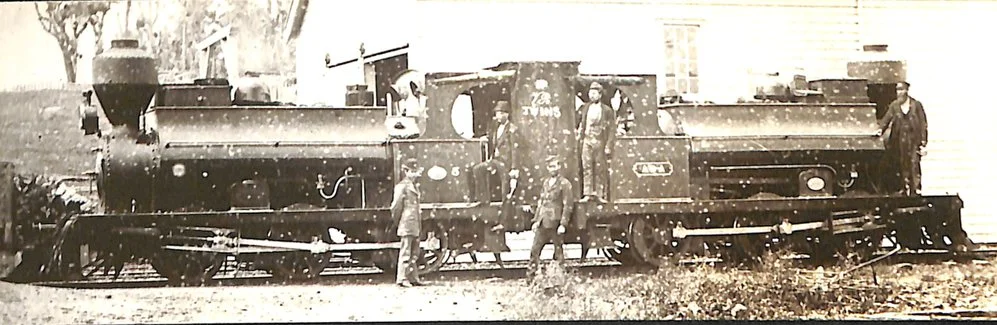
[671,213,882,239]
[163,236,442,254]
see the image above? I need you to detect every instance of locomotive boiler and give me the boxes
[9,37,977,285]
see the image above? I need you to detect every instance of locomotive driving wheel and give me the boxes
[725,192,782,264]
[264,227,333,283]
[372,222,452,276]
[628,214,705,267]
[149,249,224,287]
[415,222,452,275]
[601,235,641,267]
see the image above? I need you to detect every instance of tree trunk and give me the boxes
[56,35,79,84]
[62,47,77,83]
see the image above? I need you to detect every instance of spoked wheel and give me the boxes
[601,238,642,266]
[269,251,333,283]
[725,216,769,264]
[628,215,706,267]
[372,222,452,276]
[149,249,224,287]
[264,227,334,283]
[725,192,783,264]
[416,222,451,276]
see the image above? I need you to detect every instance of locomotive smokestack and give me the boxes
[92,38,159,133]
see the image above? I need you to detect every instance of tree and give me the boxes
[34,1,112,83]
[130,0,294,83]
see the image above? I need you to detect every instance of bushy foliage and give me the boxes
[504,254,908,320]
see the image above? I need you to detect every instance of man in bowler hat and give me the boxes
[470,101,521,218]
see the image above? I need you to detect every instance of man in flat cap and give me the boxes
[576,82,616,203]
[526,155,573,283]
[879,81,928,196]
[470,101,521,217]
[391,158,424,287]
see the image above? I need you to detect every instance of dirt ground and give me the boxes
[3,258,997,323]
[0,277,521,324]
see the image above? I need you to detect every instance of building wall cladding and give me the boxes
[296,0,862,105]
[861,0,997,240]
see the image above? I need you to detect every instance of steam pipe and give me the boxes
[318,168,367,208]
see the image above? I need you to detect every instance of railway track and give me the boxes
[32,257,627,289]
[24,242,997,290]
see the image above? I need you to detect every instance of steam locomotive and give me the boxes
[4,38,976,285]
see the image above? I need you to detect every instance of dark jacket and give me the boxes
[880,96,928,149]
[485,121,519,168]
[533,175,573,229]
[576,102,617,149]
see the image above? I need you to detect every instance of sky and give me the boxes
[0,3,71,90]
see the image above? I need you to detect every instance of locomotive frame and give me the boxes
[4,39,976,285]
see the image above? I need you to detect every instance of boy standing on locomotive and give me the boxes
[576,82,617,203]
[526,155,573,283]
[391,158,425,287]
[879,81,928,196]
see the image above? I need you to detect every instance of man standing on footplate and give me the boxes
[391,158,424,287]
[576,81,616,203]
[526,155,573,283]
[879,81,928,196]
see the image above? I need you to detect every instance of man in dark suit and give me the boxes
[878,81,928,196]
[526,155,573,281]
[576,82,617,203]
[471,101,521,210]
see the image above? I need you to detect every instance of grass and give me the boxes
[0,87,110,176]
[498,253,997,320]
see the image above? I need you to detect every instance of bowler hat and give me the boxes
[589,82,604,90]
[494,101,510,113]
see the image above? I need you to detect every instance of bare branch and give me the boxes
[74,20,88,38]
[34,3,55,35]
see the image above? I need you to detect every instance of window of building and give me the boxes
[662,23,700,98]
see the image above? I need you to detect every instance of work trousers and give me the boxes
[581,139,608,198]
[527,227,565,277]
[396,235,421,284]
[900,154,923,196]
